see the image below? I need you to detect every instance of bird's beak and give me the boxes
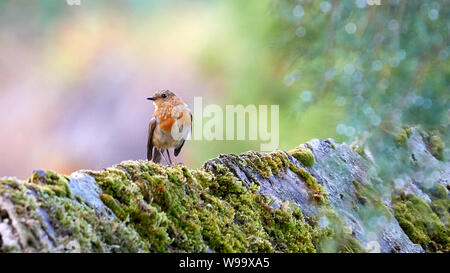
[147,97,155,101]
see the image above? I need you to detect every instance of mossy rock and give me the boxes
[393,194,449,252]
[2,132,446,253]
[396,127,412,146]
[352,145,365,157]
[429,134,444,161]
[1,161,339,253]
[288,147,315,167]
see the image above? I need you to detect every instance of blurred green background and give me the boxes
[0,0,448,178]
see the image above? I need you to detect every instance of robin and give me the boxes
[146,90,192,165]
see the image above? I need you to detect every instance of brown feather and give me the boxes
[152,147,162,163]
[147,118,156,161]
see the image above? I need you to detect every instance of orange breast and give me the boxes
[159,116,175,132]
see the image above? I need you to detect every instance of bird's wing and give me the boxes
[174,112,192,157]
[147,117,157,161]
[174,140,185,157]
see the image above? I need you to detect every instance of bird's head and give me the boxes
[147,90,182,108]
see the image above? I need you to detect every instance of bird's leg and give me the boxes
[166,150,173,165]
[159,150,170,165]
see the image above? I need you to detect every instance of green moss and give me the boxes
[236,150,295,179]
[287,160,328,205]
[99,193,127,220]
[288,147,315,167]
[84,160,327,253]
[352,180,361,190]
[325,139,335,149]
[0,173,149,253]
[431,184,448,200]
[429,184,449,234]
[315,208,365,253]
[269,151,291,173]
[29,170,72,198]
[3,151,414,253]
[263,154,281,176]
[299,169,328,204]
[352,145,365,157]
[352,180,391,218]
[250,150,329,205]
[396,127,412,146]
[429,134,444,161]
[393,194,449,252]
[44,196,148,252]
[430,198,449,226]
[240,152,274,178]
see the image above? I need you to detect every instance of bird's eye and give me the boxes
[162,94,167,98]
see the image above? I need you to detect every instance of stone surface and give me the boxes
[0,127,448,252]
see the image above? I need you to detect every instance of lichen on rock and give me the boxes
[0,128,448,253]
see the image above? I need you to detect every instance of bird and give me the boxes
[146,90,192,165]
